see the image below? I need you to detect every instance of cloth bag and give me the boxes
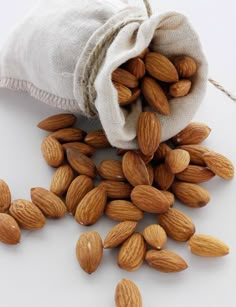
[0,0,208,149]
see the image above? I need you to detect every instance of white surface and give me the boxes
[0,1,235,307]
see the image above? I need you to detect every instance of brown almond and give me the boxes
[189,234,229,257]
[154,163,175,190]
[172,182,210,208]
[173,55,197,78]
[104,221,137,249]
[158,208,195,242]
[116,148,129,156]
[0,213,21,244]
[75,186,107,226]
[30,187,67,218]
[99,181,133,199]
[176,165,215,183]
[145,249,188,273]
[154,143,172,163]
[137,151,154,165]
[105,200,144,222]
[65,175,94,215]
[113,82,132,105]
[161,191,175,207]
[98,160,126,181]
[169,80,192,97]
[172,122,211,145]
[143,224,167,250]
[138,47,149,59]
[84,130,111,148]
[9,199,46,230]
[118,233,146,271]
[177,145,210,166]
[41,136,64,167]
[37,113,77,131]
[145,52,179,83]
[62,142,95,156]
[120,87,141,106]
[51,127,86,142]
[0,179,11,213]
[50,164,74,196]
[112,68,138,88]
[131,185,170,213]
[203,151,234,180]
[165,149,190,174]
[76,231,103,274]
[147,164,154,185]
[66,148,97,178]
[124,57,146,79]
[141,76,170,115]
[115,278,142,307]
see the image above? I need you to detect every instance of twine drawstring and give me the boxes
[208,78,236,103]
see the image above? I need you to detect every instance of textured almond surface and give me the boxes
[173,55,197,78]
[105,200,144,222]
[41,136,64,167]
[158,208,195,242]
[189,234,229,257]
[147,164,154,185]
[169,79,191,97]
[98,160,125,181]
[165,149,190,174]
[9,199,46,230]
[112,68,138,88]
[177,145,210,166]
[62,142,95,156]
[154,163,175,190]
[0,179,11,213]
[121,88,141,106]
[143,224,167,249]
[125,57,146,79]
[99,181,133,199]
[118,233,146,271]
[154,143,172,162]
[0,213,21,244]
[50,164,74,196]
[138,47,149,59]
[51,127,86,142]
[37,113,77,131]
[161,191,175,207]
[84,130,111,148]
[138,151,154,165]
[76,231,103,274]
[115,279,142,307]
[176,165,215,183]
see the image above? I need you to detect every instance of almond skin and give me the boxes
[203,151,234,180]
[75,186,107,226]
[145,52,179,83]
[131,185,170,214]
[118,233,146,272]
[165,149,190,174]
[66,148,97,178]
[50,164,74,196]
[41,136,64,167]
[147,164,154,185]
[9,199,46,230]
[30,187,67,218]
[137,151,154,165]
[104,221,138,249]
[145,249,188,273]
[99,181,133,199]
[154,143,172,163]
[177,145,210,166]
[176,165,215,183]
[62,142,95,156]
[115,279,142,307]
[141,76,170,115]
[173,55,197,78]
[105,200,144,222]
[98,160,126,181]
[65,175,94,215]
[51,127,86,142]
[37,113,77,131]
[158,208,195,242]
[84,130,111,148]
[161,191,175,207]
[154,163,175,190]
[124,57,146,79]
[169,80,192,97]
[172,182,210,208]
[122,151,150,187]
[121,88,141,106]
[0,179,11,213]
[137,112,162,156]
[112,68,138,88]
[189,234,229,257]
[113,82,132,105]
[172,122,211,145]
[138,47,149,59]
[0,213,21,244]
[143,224,167,250]
[76,231,103,274]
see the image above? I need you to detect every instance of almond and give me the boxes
[154,164,175,190]
[120,88,141,106]
[76,231,103,274]
[0,179,11,213]
[165,149,190,174]
[112,68,138,88]
[116,148,129,156]
[65,175,94,215]
[124,57,146,79]
[189,234,229,257]
[154,143,172,163]
[141,76,170,115]
[62,142,95,156]
[115,279,142,307]
[37,113,77,131]
[177,145,210,166]
[122,151,150,186]
[104,221,137,249]
[9,199,46,230]
[169,80,192,97]
[66,148,97,178]
[158,208,195,242]
[50,164,74,196]
[137,151,154,165]
[105,200,144,222]
[172,122,211,145]
[145,249,188,273]
[0,213,21,244]
[41,136,64,167]
[172,182,210,208]
[161,191,175,207]
[203,151,234,180]
[131,185,170,213]
[147,164,154,185]
[138,47,149,59]
[118,233,146,271]
[176,165,215,183]
[75,186,107,226]
[173,55,197,78]
[99,181,133,199]
[113,82,132,105]
[143,224,167,249]
[30,187,67,218]
[51,127,86,142]
[98,160,125,181]
[137,112,162,156]
[84,130,111,148]
[145,52,179,83]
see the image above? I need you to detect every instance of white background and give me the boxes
[0,1,236,307]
